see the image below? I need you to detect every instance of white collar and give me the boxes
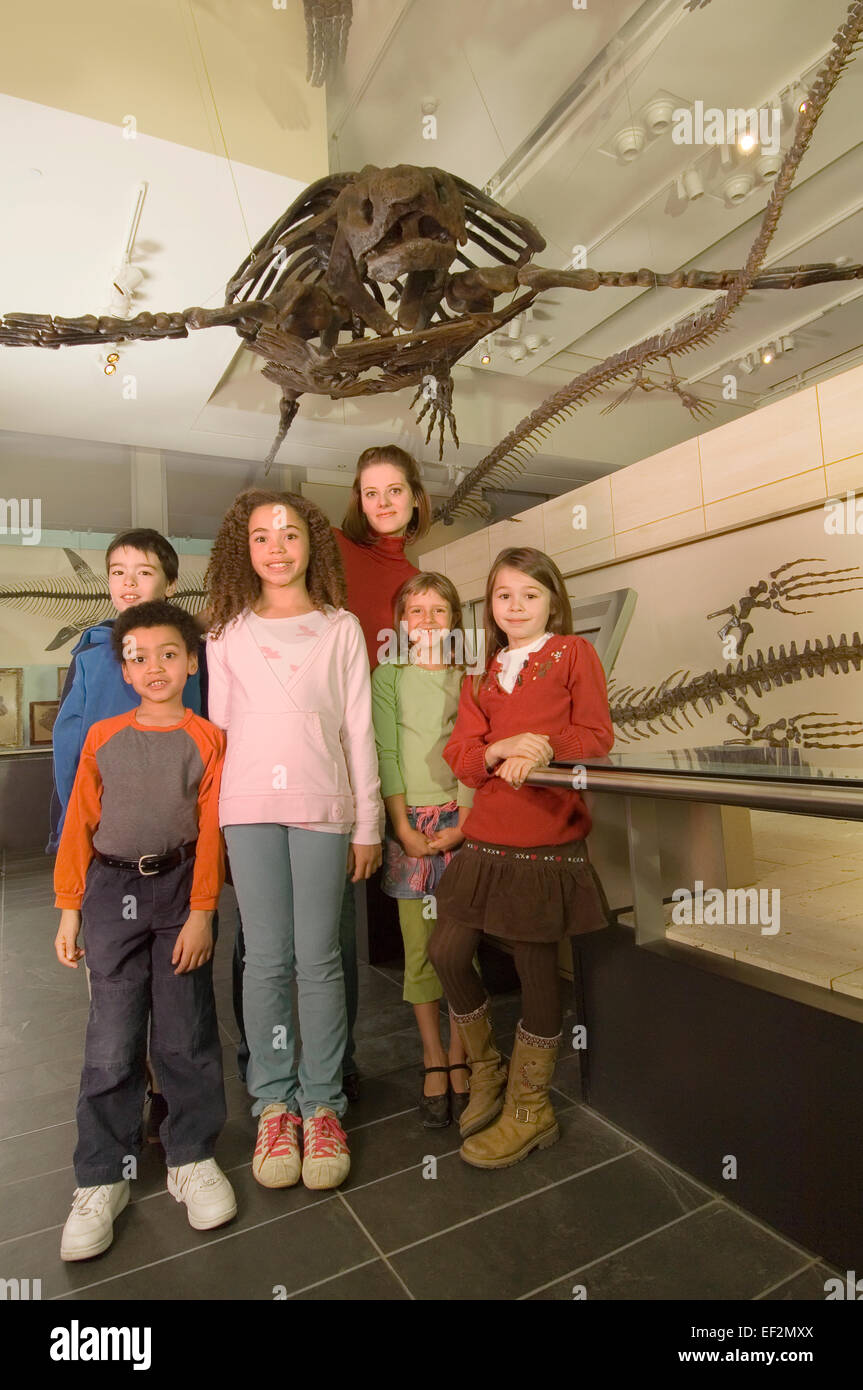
[495,632,551,692]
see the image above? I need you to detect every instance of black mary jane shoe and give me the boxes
[448,1063,471,1125]
[342,1072,361,1105]
[418,1066,451,1129]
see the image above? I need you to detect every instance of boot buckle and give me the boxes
[514,1105,534,1123]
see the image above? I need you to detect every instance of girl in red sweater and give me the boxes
[429,547,614,1169]
[332,445,433,1101]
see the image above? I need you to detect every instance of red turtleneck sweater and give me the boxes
[334,530,418,671]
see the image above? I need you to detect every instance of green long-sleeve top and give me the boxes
[371,662,474,809]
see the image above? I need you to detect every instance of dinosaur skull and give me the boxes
[334,164,466,281]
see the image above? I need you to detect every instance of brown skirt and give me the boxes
[434,838,610,944]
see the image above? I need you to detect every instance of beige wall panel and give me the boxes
[543,477,613,558]
[486,508,546,556]
[698,389,823,505]
[704,468,827,531]
[417,544,448,574]
[826,454,863,497]
[610,439,702,533]
[554,537,617,576]
[444,529,491,591]
[817,362,863,465]
[614,507,706,559]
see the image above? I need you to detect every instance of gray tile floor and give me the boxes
[0,849,838,1301]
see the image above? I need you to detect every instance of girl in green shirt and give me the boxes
[371,573,474,1129]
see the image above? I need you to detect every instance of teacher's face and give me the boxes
[359,463,414,537]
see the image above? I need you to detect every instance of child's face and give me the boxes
[248,504,309,588]
[359,464,414,537]
[107,547,174,612]
[121,624,197,703]
[491,566,552,649]
[403,589,452,638]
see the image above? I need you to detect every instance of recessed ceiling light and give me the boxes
[613,124,646,162]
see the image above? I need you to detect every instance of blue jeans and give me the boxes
[232,879,360,1082]
[75,858,225,1185]
[224,825,350,1120]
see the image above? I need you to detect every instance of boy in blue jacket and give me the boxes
[49,529,205,851]
[48,528,207,1142]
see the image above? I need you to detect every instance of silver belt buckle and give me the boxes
[138,854,161,876]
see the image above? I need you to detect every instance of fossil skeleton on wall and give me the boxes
[0,549,207,651]
[608,631,863,746]
[706,558,863,654]
[302,0,352,86]
[1,6,861,487]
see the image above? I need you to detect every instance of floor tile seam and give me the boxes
[382,1147,637,1260]
[51,1196,339,1298]
[580,1107,827,1268]
[342,1101,580,1197]
[516,1200,722,1298]
[335,1191,416,1301]
[752,1259,822,1300]
[285,1255,383,1299]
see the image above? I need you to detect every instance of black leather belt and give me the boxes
[94,841,197,877]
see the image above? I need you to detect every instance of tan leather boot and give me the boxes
[453,1001,508,1139]
[460,1022,561,1169]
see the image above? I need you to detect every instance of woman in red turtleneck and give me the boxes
[333,446,435,1100]
[333,445,431,670]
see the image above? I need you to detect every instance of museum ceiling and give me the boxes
[1,0,861,528]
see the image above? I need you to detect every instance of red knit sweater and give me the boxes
[334,529,418,671]
[444,635,614,846]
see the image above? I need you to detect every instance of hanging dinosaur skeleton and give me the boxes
[1,3,861,488]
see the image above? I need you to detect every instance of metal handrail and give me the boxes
[525,765,863,820]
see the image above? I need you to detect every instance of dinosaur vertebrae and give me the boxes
[609,632,863,740]
[435,0,863,523]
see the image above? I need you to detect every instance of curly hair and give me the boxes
[111,600,201,662]
[205,489,346,637]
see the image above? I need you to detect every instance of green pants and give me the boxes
[397,898,443,1004]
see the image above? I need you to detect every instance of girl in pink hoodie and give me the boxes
[205,490,382,1192]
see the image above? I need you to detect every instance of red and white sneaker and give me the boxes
[302,1107,350,1190]
[252,1103,302,1188]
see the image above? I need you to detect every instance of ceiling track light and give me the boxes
[682,167,704,201]
[508,343,527,363]
[613,123,646,162]
[643,96,675,136]
[760,344,775,366]
[722,171,755,205]
[507,316,522,340]
[736,354,755,375]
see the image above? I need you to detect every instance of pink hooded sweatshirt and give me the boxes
[206,606,382,842]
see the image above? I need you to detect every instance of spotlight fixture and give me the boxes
[755,150,782,180]
[737,131,758,154]
[643,97,675,136]
[523,333,543,353]
[781,335,796,352]
[507,317,522,340]
[508,343,527,362]
[760,345,775,366]
[613,123,646,162]
[479,341,491,365]
[736,355,755,375]
[100,349,120,376]
[722,171,754,205]
[682,167,704,201]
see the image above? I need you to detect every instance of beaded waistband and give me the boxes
[464,839,587,864]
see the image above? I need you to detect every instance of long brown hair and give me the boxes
[476,547,572,692]
[340,445,431,545]
[205,489,346,637]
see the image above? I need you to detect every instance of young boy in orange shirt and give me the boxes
[54,600,234,1261]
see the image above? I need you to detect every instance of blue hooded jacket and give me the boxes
[47,621,206,852]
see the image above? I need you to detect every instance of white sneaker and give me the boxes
[252,1103,302,1188]
[60,1181,130,1261]
[167,1158,237,1230]
[302,1107,350,1190]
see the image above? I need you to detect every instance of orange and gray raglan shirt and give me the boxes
[54,707,226,912]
